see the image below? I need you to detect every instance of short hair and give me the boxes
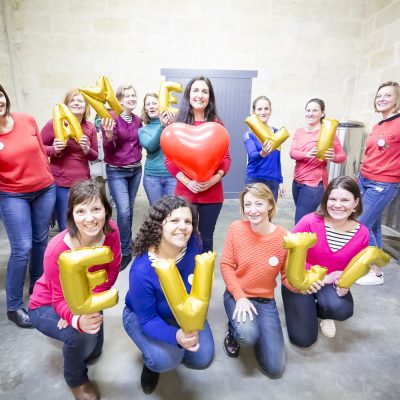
[239,183,277,221]
[305,98,325,122]
[116,84,136,101]
[63,89,90,122]
[141,92,159,125]
[374,81,400,113]
[0,84,11,116]
[133,196,199,255]
[66,180,114,239]
[316,176,363,220]
[252,95,271,112]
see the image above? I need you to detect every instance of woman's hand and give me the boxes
[232,297,258,323]
[186,179,203,193]
[176,329,199,352]
[53,138,67,154]
[335,283,349,297]
[160,110,174,127]
[324,147,335,161]
[260,140,272,157]
[78,135,90,154]
[303,280,324,295]
[197,174,221,192]
[79,313,103,334]
[101,117,115,141]
[57,318,69,329]
[279,184,285,198]
[305,147,318,158]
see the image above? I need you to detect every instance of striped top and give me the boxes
[148,245,187,264]
[325,223,360,252]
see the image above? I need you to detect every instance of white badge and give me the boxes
[0,141,4,151]
[377,139,386,147]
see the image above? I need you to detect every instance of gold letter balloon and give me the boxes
[245,113,289,151]
[152,251,216,332]
[283,232,327,291]
[79,75,123,119]
[158,80,182,114]
[53,104,83,143]
[59,246,119,315]
[336,246,390,288]
[316,118,339,160]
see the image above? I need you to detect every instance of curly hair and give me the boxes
[133,196,199,255]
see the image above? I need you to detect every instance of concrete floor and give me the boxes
[0,197,399,400]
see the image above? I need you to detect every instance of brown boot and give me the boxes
[70,380,100,400]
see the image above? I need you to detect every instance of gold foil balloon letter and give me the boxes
[245,113,289,151]
[283,232,327,291]
[53,104,83,143]
[336,246,390,288]
[152,251,216,332]
[59,246,119,315]
[316,118,339,160]
[158,81,182,114]
[79,75,123,119]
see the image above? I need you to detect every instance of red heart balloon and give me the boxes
[161,122,230,182]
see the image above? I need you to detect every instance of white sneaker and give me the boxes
[320,319,336,338]
[355,270,384,286]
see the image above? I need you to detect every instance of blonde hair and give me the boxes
[141,93,158,125]
[374,81,400,113]
[63,89,90,122]
[239,183,276,221]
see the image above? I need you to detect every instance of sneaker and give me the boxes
[320,319,336,338]
[120,254,132,271]
[223,331,240,358]
[141,365,159,394]
[355,270,384,286]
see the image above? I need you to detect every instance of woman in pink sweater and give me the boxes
[290,98,346,224]
[281,176,369,346]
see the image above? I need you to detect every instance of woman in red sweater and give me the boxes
[41,89,98,231]
[0,84,55,328]
[165,76,231,252]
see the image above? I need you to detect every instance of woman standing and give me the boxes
[290,98,346,224]
[220,183,289,377]
[0,84,56,328]
[356,81,400,286]
[138,93,176,205]
[41,89,98,231]
[102,84,142,270]
[244,96,284,201]
[165,76,231,252]
[281,176,369,346]
[123,196,214,394]
[29,180,121,400]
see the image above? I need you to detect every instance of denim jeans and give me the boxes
[281,284,353,348]
[195,203,223,253]
[0,183,56,310]
[28,306,103,387]
[122,307,214,373]
[292,180,324,224]
[358,174,399,247]
[106,165,142,255]
[55,185,70,231]
[224,291,285,377]
[143,175,177,205]
[245,177,279,202]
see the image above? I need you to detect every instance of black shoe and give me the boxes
[120,255,132,271]
[141,365,159,394]
[223,331,240,358]
[7,308,33,328]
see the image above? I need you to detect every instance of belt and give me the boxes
[250,297,274,304]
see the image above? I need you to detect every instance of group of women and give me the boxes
[0,78,399,399]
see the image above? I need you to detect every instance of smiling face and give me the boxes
[160,207,193,251]
[144,95,159,119]
[326,188,359,223]
[375,85,397,117]
[120,88,137,112]
[67,93,86,118]
[305,101,324,128]
[189,80,210,113]
[254,98,271,125]
[0,90,9,118]
[243,192,272,226]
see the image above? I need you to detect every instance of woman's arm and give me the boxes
[290,129,310,160]
[332,134,346,163]
[138,124,163,152]
[243,132,263,160]
[40,119,60,157]
[82,123,98,161]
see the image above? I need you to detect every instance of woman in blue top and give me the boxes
[244,96,284,201]
[123,196,214,395]
[138,93,176,205]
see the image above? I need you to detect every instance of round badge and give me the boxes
[188,274,194,285]
[0,141,4,151]
[377,139,386,147]
[269,256,279,267]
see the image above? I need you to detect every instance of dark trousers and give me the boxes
[292,180,324,224]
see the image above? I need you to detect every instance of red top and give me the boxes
[0,112,54,193]
[165,120,231,203]
[361,114,400,183]
[41,119,98,187]
[290,127,346,187]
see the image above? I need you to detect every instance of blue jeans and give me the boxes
[245,177,279,202]
[358,174,399,248]
[195,203,223,253]
[143,175,177,206]
[292,180,324,224]
[122,307,214,373]
[0,183,56,310]
[224,291,285,377]
[55,185,70,231]
[106,165,142,255]
[281,284,353,348]
[28,306,103,387]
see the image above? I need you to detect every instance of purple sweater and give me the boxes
[102,112,142,166]
[293,213,369,275]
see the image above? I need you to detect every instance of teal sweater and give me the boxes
[138,118,172,177]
